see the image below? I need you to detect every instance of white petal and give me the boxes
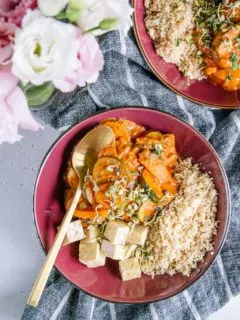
[22,9,43,27]
[12,16,79,85]
[77,0,133,35]
[53,78,77,93]
[77,2,106,32]
[38,0,69,16]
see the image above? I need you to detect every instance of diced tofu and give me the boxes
[119,257,141,281]
[126,225,148,246]
[124,244,137,259]
[61,220,85,245]
[86,253,106,268]
[79,243,106,268]
[104,220,129,244]
[80,225,99,244]
[101,239,126,260]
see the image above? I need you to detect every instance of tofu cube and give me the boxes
[79,243,106,268]
[61,220,85,245]
[104,221,129,244]
[86,254,106,268]
[80,225,99,244]
[127,225,148,246]
[119,257,141,281]
[101,240,126,260]
[124,244,137,259]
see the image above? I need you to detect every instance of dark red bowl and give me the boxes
[34,107,230,303]
[133,0,240,109]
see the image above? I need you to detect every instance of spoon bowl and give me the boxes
[72,125,115,183]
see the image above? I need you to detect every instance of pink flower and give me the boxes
[0,70,43,144]
[54,31,104,93]
[0,0,37,64]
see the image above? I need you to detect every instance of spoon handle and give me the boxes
[27,186,82,307]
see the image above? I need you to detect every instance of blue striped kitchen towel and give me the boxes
[22,28,240,320]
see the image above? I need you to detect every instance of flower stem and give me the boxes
[85,26,100,33]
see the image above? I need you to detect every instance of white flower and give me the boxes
[12,10,79,86]
[38,0,69,16]
[77,0,133,36]
[54,31,104,92]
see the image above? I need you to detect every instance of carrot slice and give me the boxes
[142,169,163,198]
[139,153,174,184]
[161,182,177,194]
[101,120,130,141]
[119,119,145,139]
[92,157,122,183]
[95,190,109,204]
[98,143,118,158]
[123,212,131,222]
[73,209,108,220]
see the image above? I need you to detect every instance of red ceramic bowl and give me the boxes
[34,107,230,303]
[133,0,240,109]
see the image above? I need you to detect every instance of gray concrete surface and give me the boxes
[0,125,59,320]
[0,124,239,320]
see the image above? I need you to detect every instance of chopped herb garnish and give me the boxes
[226,74,232,81]
[155,143,163,155]
[230,54,239,70]
[156,207,162,214]
[176,39,181,47]
[130,171,139,176]
[236,38,240,49]
[115,168,121,176]
[132,215,139,223]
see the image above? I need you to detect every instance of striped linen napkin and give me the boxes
[22,29,240,320]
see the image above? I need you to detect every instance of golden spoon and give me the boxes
[27,125,115,307]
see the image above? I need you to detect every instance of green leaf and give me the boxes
[21,81,32,91]
[99,18,119,30]
[24,82,55,107]
[230,53,239,71]
[54,11,68,20]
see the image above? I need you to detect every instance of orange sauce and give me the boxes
[64,119,179,224]
[199,26,240,91]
